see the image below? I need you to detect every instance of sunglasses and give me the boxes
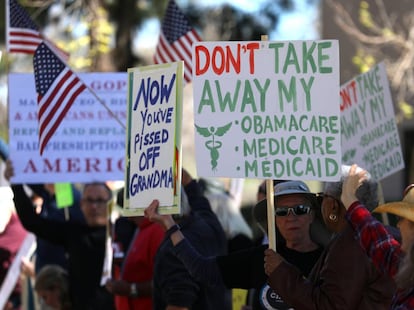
[275,205,311,217]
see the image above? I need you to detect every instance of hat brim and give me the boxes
[274,189,312,197]
[253,199,269,227]
[374,202,414,222]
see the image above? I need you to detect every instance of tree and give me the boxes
[324,0,414,122]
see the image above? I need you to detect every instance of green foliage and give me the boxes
[400,101,414,119]
[351,49,376,74]
[359,1,374,29]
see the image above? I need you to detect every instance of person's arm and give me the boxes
[11,184,70,245]
[148,199,265,289]
[346,202,402,277]
[342,164,402,277]
[145,200,225,284]
[181,169,214,217]
[5,160,70,245]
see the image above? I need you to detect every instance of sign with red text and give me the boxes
[193,40,340,181]
[340,62,404,180]
[123,62,183,216]
[8,73,126,183]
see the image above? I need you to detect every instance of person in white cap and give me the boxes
[342,164,414,309]
[145,180,324,310]
[264,165,396,310]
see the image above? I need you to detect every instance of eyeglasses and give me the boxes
[275,205,311,217]
[83,197,110,207]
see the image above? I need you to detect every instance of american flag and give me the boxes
[6,0,43,54]
[154,0,201,83]
[34,43,86,155]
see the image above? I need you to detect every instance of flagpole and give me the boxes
[261,34,276,252]
[41,42,125,130]
[86,86,126,130]
[4,0,11,178]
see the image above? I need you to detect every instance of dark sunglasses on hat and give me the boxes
[275,204,312,217]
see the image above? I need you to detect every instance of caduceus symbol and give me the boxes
[195,122,232,171]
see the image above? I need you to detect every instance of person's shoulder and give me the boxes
[330,228,371,261]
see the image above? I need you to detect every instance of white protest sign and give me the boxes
[123,62,183,216]
[193,40,341,181]
[340,62,404,180]
[0,233,36,310]
[8,73,126,183]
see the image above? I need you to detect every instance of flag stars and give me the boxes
[162,1,192,43]
[10,0,39,30]
[33,43,65,95]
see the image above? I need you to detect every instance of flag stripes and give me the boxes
[34,43,86,155]
[6,0,42,54]
[153,0,201,83]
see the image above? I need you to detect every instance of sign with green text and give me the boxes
[192,40,341,181]
[340,62,404,180]
[124,62,183,216]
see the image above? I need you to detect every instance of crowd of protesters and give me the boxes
[2,159,414,310]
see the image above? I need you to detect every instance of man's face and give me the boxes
[275,194,313,246]
[81,184,111,227]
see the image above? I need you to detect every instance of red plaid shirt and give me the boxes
[346,201,414,309]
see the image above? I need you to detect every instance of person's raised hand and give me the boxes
[144,199,176,230]
[105,279,131,296]
[341,164,368,210]
[264,248,284,276]
[21,257,35,278]
[3,159,14,181]
[181,168,193,187]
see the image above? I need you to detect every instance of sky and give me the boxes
[135,0,320,52]
[188,0,320,40]
[181,0,266,11]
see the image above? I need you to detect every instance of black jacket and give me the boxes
[152,180,231,310]
[12,185,114,310]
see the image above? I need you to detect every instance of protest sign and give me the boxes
[8,73,126,183]
[0,233,35,310]
[193,40,340,181]
[123,62,183,216]
[340,62,404,180]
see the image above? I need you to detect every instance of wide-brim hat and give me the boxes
[374,184,414,222]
